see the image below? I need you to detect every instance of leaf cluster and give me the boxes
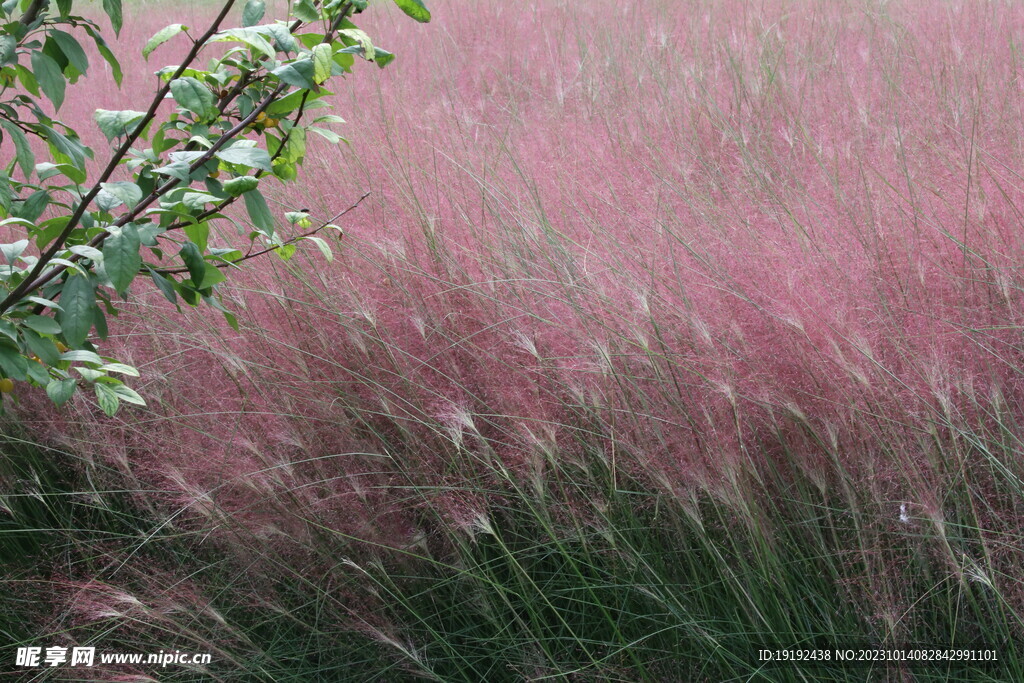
[0,0,430,414]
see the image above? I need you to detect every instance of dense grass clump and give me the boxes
[4,0,1024,679]
[3,423,1022,681]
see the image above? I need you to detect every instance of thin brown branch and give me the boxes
[152,192,368,275]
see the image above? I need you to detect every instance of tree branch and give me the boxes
[18,0,49,27]
[151,192,369,275]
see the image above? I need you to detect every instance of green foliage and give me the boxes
[0,0,430,414]
[393,0,431,23]
[93,109,146,140]
[142,23,187,60]
[242,0,266,28]
[223,175,259,196]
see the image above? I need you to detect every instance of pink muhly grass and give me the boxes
[11,0,1024,625]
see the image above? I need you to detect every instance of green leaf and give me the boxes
[76,367,104,382]
[143,23,187,59]
[174,282,199,307]
[24,330,60,365]
[0,217,36,231]
[275,243,297,261]
[111,383,146,405]
[0,172,10,213]
[42,37,72,74]
[211,28,275,59]
[313,114,346,125]
[103,224,142,294]
[272,59,317,90]
[308,126,344,144]
[276,126,306,164]
[339,28,375,61]
[272,162,297,181]
[103,0,123,35]
[0,346,28,381]
[22,315,61,335]
[58,273,96,347]
[215,146,273,172]
[33,162,65,182]
[200,264,226,289]
[42,126,87,170]
[242,0,266,27]
[45,259,84,273]
[210,248,243,263]
[393,0,431,22]
[222,310,239,331]
[255,23,296,53]
[14,64,39,96]
[294,0,319,22]
[28,296,63,312]
[303,235,333,261]
[155,160,193,182]
[135,223,164,247]
[243,189,275,235]
[102,362,140,377]
[312,44,332,84]
[48,29,90,75]
[46,378,76,406]
[26,360,49,386]
[179,191,215,212]
[0,239,28,263]
[99,181,142,208]
[184,222,210,253]
[31,50,66,110]
[178,242,206,287]
[69,245,104,262]
[35,162,85,184]
[95,189,123,212]
[223,175,259,196]
[16,191,50,223]
[0,35,14,66]
[94,109,146,141]
[60,350,104,364]
[373,47,396,69]
[168,150,207,165]
[94,382,120,416]
[93,306,109,341]
[84,26,123,86]
[170,77,217,120]
[147,267,178,305]
[0,120,33,178]
[265,87,328,117]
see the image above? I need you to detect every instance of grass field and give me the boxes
[3,0,1024,680]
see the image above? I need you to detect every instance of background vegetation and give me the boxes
[3,0,1024,680]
